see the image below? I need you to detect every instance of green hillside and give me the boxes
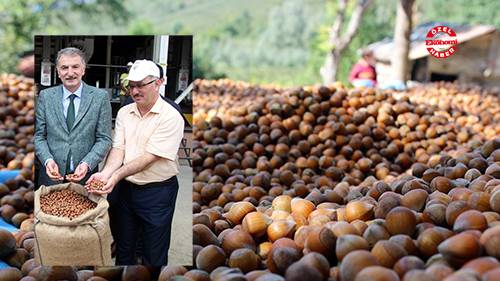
[138,0,284,34]
[63,0,329,86]
[3,0,500,86]
[66,0,288,35]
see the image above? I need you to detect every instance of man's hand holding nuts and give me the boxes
[46,159,64,181]
[85,178,106,192]
[85,172,118,194]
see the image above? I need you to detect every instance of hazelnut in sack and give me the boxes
[34,182,113,266]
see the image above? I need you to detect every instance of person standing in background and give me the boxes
[119,62,133,107]
[349,48,377,88]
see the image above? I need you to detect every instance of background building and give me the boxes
[368,22,500,87]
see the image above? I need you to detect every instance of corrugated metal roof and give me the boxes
[368,22,496,61]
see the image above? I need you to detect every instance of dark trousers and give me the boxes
[110,176,179,266]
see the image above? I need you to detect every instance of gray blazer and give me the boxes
[34,82,112,182]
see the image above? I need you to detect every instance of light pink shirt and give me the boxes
[113,97,184,185]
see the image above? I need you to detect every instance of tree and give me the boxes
[320,0,373,84]
[172,21,184,34]
[256,0,313,67]
[416,0,500,27]
[128,19,155,35]
[193,37,227,80]
[392,0,414,82]
[0,0,129,73]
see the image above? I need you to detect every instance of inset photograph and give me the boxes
[33,35,193,266]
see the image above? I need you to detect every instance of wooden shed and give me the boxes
[369,22,499,87]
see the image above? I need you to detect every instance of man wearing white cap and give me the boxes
[86,59,185,266]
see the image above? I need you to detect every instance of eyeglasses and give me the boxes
[127,79,157,90]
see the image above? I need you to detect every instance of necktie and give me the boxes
[66,94,76,130]
[66,94,76,173]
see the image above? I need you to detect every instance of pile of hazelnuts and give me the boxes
[40,189,96,219]
[187,80,500,281]
[85,179,106,192]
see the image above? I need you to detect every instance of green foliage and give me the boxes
[128,19,155,35]
[196,0,326,87]
[221,10,252,37]
[416,0,500,27]
[172,21,184,34]
[2,0,498,86]
[0,0,129,73]
[0,1,41,72]
[182,0,394,86]
[255,0,313,67]
[188,0,498,86]
[193,37,227,80]
[308,0,396,85]
[338,0,397,84]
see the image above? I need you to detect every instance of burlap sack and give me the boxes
[34,182,113,266]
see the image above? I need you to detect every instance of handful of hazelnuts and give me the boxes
[85,179,106,192]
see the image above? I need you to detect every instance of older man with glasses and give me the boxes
[86,59,185,266]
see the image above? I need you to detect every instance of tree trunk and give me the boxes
[320,0,373,85]
[322,51,341,85]
[392,0,414,82]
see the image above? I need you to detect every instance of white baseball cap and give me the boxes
[126,59,160,82]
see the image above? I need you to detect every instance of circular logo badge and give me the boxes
[425,26,458,58]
